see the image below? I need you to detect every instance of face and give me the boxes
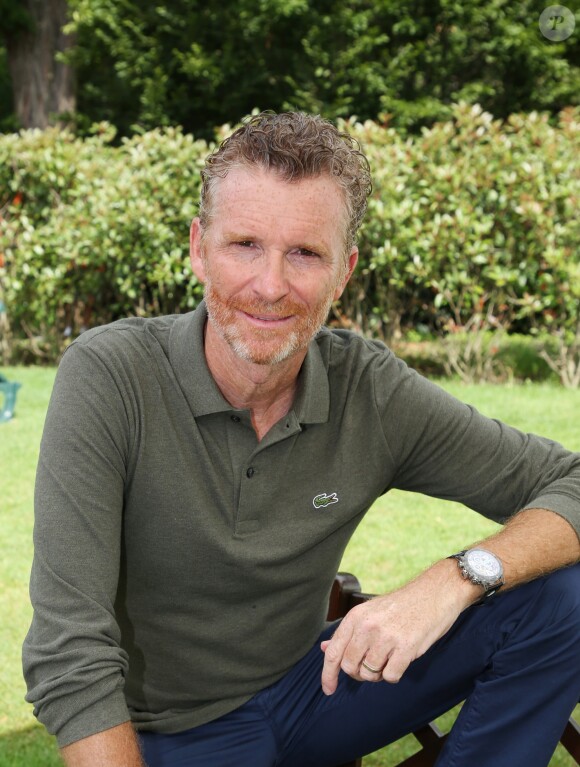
[190,166,358,367]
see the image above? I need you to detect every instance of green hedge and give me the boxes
[346,104,579,342]
[1,104,579,370]
[0,124,207,361]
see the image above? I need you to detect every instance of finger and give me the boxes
[337,624,377,679]
[320,622,353,696]
[359,657,385,681]
[381,649,413,684]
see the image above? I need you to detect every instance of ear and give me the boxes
[333,246,358,301]
[189,218,206,282]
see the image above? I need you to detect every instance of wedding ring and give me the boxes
[361,659,383,674]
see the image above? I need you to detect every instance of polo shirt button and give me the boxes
[246,467,255,478]
[231,415,240,423]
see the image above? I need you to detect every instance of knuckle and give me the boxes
[383,668,402,684]
[382,652,411,684]
[341,659,356,675]
[323,645,342,664]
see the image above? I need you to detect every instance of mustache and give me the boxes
[217,294,310,319]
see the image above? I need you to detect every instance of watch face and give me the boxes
[466,549,502,579]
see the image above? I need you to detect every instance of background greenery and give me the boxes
[1,367,578,765]
[1,2,578,384]
[1,1,579,763]
[1,0,579,136]
[1,105,579,384]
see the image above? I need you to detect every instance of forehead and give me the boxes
[207,166,348,248]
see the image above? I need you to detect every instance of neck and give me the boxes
[203,322,305,440]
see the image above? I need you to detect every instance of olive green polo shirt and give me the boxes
[23,303,580,747]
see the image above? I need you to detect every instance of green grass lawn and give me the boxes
[1,367,578,766]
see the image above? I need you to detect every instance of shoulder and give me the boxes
[53,315,184,399]
[71,315,178,354]
[61,314,185,371]
[314,327,451,421]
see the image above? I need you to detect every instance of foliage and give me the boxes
[298,0,580,132]
[63,0,580,136]
[525,247,580,387]
[0,0,34,34]
[538,326,580,388]
[495,333,559,383]
[62,0,323,137]
[342,104,579,385]
[0,125,204,361]
[1,105,578,385]
[392,333,560,384]
[1,0,578,137]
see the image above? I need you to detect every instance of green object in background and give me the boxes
[0,373,22,422]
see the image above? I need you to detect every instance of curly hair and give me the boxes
[199,111,372,253]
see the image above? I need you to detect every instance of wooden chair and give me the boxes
[327,573,580,767]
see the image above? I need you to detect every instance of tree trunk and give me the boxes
[5,0,76,129]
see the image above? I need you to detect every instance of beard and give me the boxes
[203,279,335,366]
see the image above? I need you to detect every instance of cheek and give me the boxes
[203,258,240,293]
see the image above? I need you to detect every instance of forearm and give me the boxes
[440,508,580,611]
[475,507,579,583]
[61,722,144,767]
[321,508,580,692]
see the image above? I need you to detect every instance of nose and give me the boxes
[252,252,290,303]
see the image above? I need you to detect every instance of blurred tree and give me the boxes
[299,0,580,130]
[0,0,578,135]
[0,0,76,128]
[67,0,580,136]
[65,0,316,137]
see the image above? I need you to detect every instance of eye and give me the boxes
[236,240,255,248]
[294,247,319,259]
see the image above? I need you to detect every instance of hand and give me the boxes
[320,560,478,695]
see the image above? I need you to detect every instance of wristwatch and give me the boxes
[448,548,504,602]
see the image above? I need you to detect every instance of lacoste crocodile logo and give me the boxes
[313,492,339,509]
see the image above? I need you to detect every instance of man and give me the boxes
[24,111,580,767]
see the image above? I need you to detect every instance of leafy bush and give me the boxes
[344,104,579,342]
[495,334,559,383]
[1,104,578,382]
[393,333,559,384]
[0,125,205,361]
[339,104,580,386]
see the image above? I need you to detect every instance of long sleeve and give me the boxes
[23,340,132,746]
[373,353,580,538]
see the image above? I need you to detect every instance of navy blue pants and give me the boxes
[139,565,580,767]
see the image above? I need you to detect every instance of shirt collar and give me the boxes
[169,302,330,424]
[292,332,330,424]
